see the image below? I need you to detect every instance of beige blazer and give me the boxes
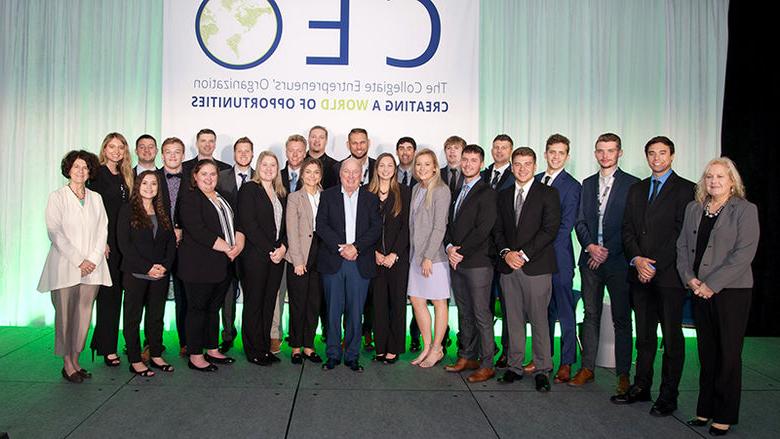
[676,197,760,293]
[37,186,113,292]
[285,189,318,266]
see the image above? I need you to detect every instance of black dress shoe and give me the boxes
[204,353,235,364]
[248,356,271,366]
[495,352,508,368]
[372,354,386,362]
[535,374,551,392]
[610,385,651,405]
[322,358,340,370]
[303,352,323,363]
[291,353,303,364]
[709,425,729,436]
[187,361,218,372]
[344,360,364,372]
[410,339,421,353]
[383,355,398,365]
[498,369,523,384]
[649,399,677,417]
[268,353,281,363]
[686,417,709,427]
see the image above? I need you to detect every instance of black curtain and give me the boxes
[721,2,780,335]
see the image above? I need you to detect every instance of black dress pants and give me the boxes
[286,238,322,349]
[122,273,169,363]
[694,288,751,425]
[240,259,285,359]
[631,282,686,403]
[172,275,187,348]
[184,277,231,355]
[91,251,123,356]
[372,262,409,355]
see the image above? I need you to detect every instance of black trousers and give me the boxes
[240,259,285,358]
[90,250,123,356]
[221,275,239,344]
[122,273,168,363]
[694,288,751,425]
[172,275,187,348]
[184,277,231,355]
[286,238,322,349]
[631,282,686,403]
[372,262,409,355]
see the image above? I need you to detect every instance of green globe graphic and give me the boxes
[197,0,279,67]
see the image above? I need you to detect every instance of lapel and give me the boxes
[602,168,625,219]
[517,181,538,227]
[334,186,346,234]
[711,198,735,232]
[224,170,238,196]
[651,171,677,207]
[458,178,483,214]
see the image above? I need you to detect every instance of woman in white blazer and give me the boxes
[38,150,112,383]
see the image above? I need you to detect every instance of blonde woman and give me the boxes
[407,149,451,368]
[89,132,133,367]
[237,151,288,366]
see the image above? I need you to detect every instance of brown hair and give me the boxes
[61,150,99,179]
[161,137,185,154]
[130,171,172,231]
[233,136,254,151]
[98,132,134,195]
[368,153,402,217]
[595,133,622,150]
[545,133,570,153]
[300,157,323,191]
[251,151,287,198]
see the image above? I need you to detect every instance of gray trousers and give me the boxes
[451,266,496,368]
[500,269,552,375]
[51,284,99,357]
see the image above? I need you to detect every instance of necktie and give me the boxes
[514,187,525,225]
[491,170,500,189]
[167,172,182,179]
[449,168,457,193]
[290,171,298,191]
[543,175,551,186]
[454,184,470,218]
[239,172,247,187]
[649,178,660,204]
[402,171,408,186]
[363,167,369,185]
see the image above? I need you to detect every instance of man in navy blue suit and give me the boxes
[569,133,639,396]
[316,157,382,372]
[530,134,581,382]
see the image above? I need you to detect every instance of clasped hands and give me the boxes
[688,278,715,299]
[146,264,167,280]
[504,250,526,270]
[586,244,609,270]
[338,243,358,261]
[79,259,96,277]
[634,256,657,283]
[375,251,399,268]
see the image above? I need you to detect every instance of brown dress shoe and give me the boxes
[467,367,496,383]
[445,357,480,372]
[553,364,571,383]
[522,360,536,374]
[615,373,631,395]
[270,338,282,354]
[568,368,595,387]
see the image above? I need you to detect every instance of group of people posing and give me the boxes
[38,126,759,436]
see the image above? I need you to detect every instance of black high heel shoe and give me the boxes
[383,355,398,365]
[187,360,218,372]
[686,417,709,427]
[204,353,235,365]
[303,351,323,363]
[128,364,155,377]
[103,354,121,367]
[149,359,175,372]
[709,425,729,436]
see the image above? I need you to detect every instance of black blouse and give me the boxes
[693,211,719,277]
[89,165,129,249]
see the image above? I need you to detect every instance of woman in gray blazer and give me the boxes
[676,157,759,436]
[284,157,324,364]
[407,149,451,368]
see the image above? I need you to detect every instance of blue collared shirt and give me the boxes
[341,186,359,244]
[648,169,673,200]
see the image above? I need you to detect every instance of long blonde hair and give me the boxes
[412,148,443,207]
[695,156,746,205]
[251,150,287,198]
[368,153,402,217]
[99,132,134,193]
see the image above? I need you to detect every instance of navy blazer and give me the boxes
[575,168,639,268]
[535,170,581,274]
[315,185,382,278]
[481,163,514,192]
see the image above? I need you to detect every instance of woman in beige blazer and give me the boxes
[38,150,113,383]
[676,157,760,435]
[284,157,324,363]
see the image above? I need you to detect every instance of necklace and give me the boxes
[69,184,85,200]
[704,198,728,218]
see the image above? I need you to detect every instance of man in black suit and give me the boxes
[317,158,382,372]
[443,144,497,383]
[569,133,639,395]
[307,125,338,189]
[134,134,158,176]
[181,128,231,178]
[156,137,187,356]
[441,135,466,195]
[493,147,560,392]
[616,136,695,417]
[481,133,515,367]
[396,136,417,187]
[215,136,255,354]
[332,128,375,186]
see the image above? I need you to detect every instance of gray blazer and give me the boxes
[285,189,318,266]
[409,183,451,265]
[676,197,759,293]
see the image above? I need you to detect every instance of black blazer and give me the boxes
[235,181,287,265]
[316,185,382,278]
[622,171,695,287]
[378,185,411,262]
[116,204,176,275]
[480,163,514,192]
[444,179,497,268]
[281,165,304,194]
[441,166,464,195]
[308,153,339,189]
[176,188,232,283]
[217,166,255,211]
[493,181,561,275]
[332,157,376,186]
[575,168,640,269]
[156,168,185,227]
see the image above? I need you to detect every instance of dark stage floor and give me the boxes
[1,326,779,438]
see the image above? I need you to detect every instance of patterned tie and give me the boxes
[648,178,660,204]
[491,170,500,189]
[449,168,458,193]
[402,170,408,186]
[543,175,551,186]
[514,187,525,225]
[239,172,247,188]
[454,184,470,218]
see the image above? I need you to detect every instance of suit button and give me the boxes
[691,250,695,253]
[308,234,312,237]
[693,230,697,234]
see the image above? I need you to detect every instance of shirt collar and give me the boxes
[462,175,481,190]
[515,179,534,195]
[543,168,564,183]
[653,169,674,184]
[494,162,510,175]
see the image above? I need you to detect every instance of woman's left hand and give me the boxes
[384,253,398,268]
[421,258,433,277]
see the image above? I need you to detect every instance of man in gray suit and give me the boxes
[216,137,255,353]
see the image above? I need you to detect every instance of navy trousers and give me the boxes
[322,261,370,362]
